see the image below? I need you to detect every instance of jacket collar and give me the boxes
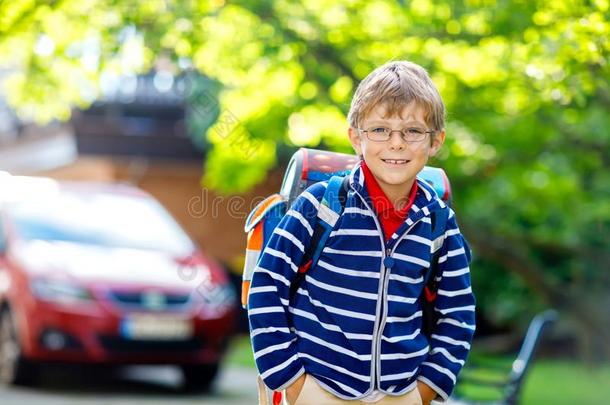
[347,160,446,227]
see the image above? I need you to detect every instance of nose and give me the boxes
[388,130,406,150]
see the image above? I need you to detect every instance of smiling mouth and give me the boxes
[381,159,410,165]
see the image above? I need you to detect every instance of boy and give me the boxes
[247,61,476,404]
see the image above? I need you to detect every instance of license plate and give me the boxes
[120,314,193,340]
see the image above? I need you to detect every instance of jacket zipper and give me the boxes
[352,190,387,395]
[373,220,425,389]
[353,189,430,394]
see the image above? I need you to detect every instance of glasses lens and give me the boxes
[404,128,429,142]
[366,127,390,142]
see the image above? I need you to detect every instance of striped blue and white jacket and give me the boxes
[247,163,476,401]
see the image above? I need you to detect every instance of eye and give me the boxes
[370,127,389,133]
[406,127,426,135]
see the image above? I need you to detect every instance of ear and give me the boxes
[348,127,363,156]
[429,130,446,156]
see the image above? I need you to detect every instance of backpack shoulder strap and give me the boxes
[289,176,349,299]
[321,176,349,217]
[310,175,349,263]
[424,207,450,287]
[421,207,451,336]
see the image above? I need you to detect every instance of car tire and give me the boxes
[181,363,219,393]
[0,308,39,386]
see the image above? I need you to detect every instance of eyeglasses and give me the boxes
[357,126,435,143]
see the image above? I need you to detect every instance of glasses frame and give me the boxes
[357,126,436,143]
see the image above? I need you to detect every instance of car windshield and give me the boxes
[7,190,194,256]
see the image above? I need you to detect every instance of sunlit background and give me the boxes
[0,1,609,404]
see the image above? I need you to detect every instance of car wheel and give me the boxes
[0,308,39,386]
[181,363,219,393]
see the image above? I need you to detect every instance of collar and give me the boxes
[347,160,447,222]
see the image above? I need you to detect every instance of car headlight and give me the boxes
[30,279,93,304]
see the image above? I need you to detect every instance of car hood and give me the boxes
[11,240,208,289]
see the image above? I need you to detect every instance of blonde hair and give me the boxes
[347,61,445,135]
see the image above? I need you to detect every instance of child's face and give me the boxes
[348,102,445,197]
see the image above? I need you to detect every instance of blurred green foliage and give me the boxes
[1,0,609,359]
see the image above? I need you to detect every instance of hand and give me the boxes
[417,380,437,405]
[285,374,307,404]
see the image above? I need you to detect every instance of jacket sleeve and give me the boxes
[247,182,327,391]
[417,208,476,401]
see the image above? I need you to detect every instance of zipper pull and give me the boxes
[383,249,394,269]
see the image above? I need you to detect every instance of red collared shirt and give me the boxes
[361,161,418,242]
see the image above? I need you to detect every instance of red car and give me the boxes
[0,174,237,390]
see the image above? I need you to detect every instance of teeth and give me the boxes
[383,159,408,164]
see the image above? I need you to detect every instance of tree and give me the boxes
[1,0,609,360]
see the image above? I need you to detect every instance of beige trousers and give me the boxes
[258,375,423,405]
